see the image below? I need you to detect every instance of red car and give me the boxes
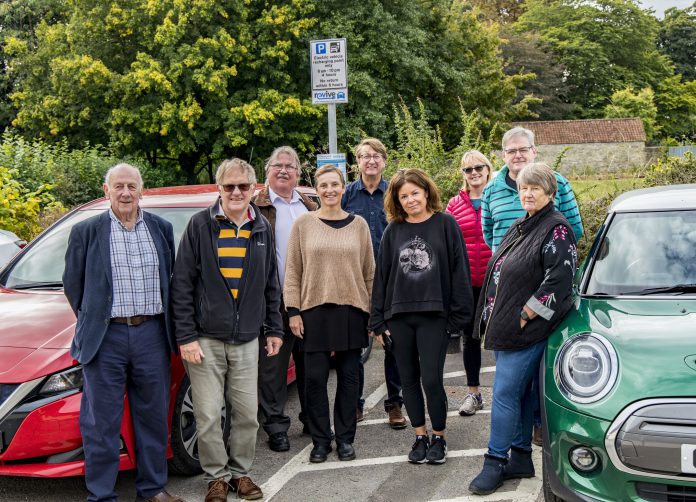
[0,184,316,477]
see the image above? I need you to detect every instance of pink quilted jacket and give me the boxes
[446,190,492,288]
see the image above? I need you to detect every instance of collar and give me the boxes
[356,176,387,193]
[215,197,256,224]
[108,208,143,229]
[268,186,301,204]
[516,201,555,233]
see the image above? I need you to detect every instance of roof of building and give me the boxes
[512,118,646,145]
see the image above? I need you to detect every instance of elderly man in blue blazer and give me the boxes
[63,163,184,502]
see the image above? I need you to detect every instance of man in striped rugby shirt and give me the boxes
[171,158,283,501]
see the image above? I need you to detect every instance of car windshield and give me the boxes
[2,207,201,289]
[585,210,696,296]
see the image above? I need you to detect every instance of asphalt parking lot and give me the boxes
[0,342,545,502]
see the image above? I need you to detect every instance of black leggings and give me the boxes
[463,286,482,387]
[387,313,448,431]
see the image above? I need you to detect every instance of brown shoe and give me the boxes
[387,406,407,429]
[139,490,186,502]
[205,479,229,502]
[356,408,365,422]
[533,425,543,447]
[231,476,263,500]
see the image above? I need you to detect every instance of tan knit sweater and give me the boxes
[284,213,375,314]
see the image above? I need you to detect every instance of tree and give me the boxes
[604,87,658,140]
[658,3,696,81]
[500,30,574,120]
[654,75,696,141]
[515,0,674,116]
[9,0,322,183]
[0,0,67,129]
[466,0,527,24]
[309,0,523,151]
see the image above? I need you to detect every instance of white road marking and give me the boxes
[262,362,541,501]
[358,410,490,427]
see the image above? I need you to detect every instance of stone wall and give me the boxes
[534,142,646,174]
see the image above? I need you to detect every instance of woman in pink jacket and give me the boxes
[446,150,493,416]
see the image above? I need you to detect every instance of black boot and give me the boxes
[504,447,535,479]
[468,454,507,495]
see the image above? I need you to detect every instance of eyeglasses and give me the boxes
[221,183,253,193]
[359,154,383,161]
[504,146,533,156]
[462,164,487,175]
[269,163,298,171]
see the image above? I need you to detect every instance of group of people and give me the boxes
[63,125,583,502]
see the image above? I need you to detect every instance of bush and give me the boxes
[0,166,64,240]
[388,99,500,203]
[0,131,187,209]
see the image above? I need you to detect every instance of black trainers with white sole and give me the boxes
[407,435,430,464]
[426,435,447,464]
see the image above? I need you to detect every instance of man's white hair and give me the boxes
[104,163,144,188]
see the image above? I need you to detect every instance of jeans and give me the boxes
[488,338,546,458]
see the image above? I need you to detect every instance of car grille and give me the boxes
[0,384,19,408]
[635,482,696,502]
[614,402,696,478]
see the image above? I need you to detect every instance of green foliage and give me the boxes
[0,165,63,240]
[388,99,499,203]
[9,0,322,183]
[516,0,673,117]
[0,0,68,129]
[0,131,181,208]
[654,75,696,141]
[644,151,696,187]
[658,4,696,81]
[604,87,659,140]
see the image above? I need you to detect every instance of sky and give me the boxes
[639,0,694,17]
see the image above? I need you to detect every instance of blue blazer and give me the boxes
[63,210,176,365]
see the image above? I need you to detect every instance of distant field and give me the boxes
[570,177,644,202]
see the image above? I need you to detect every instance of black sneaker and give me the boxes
[426,435,447,464]
[408,435,430,464]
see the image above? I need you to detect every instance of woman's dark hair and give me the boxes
[384,168,442,223]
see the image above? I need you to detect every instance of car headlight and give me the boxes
[40,366,84,395]
[555,333,618,404]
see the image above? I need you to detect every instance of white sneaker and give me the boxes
[459,393,484,416]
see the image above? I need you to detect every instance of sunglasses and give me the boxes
[221,183,253,193]
[462,165,487,175]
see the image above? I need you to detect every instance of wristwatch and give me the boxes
[520,309,531,321]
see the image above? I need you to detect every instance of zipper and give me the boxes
[232,226,257,343]
[479,225,526,344]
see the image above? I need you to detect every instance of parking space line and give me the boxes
[358,409,491,427]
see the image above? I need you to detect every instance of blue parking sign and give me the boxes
[316,42,326,55]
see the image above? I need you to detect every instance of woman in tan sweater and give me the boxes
[284,164,375,464]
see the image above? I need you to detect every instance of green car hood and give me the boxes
[545,297,696,421]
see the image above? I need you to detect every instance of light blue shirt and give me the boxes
[269,187,308,288]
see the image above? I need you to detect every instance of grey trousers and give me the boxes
[184,337,259,482]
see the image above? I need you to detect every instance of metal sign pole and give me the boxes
[328,103,337,154]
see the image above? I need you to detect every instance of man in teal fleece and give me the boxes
[481,126,583,251]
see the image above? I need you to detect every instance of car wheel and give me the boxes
[542,450,565,502]
[168,376,229,476]
[361,335,373,364]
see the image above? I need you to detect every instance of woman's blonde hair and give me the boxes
[459,150,492,192]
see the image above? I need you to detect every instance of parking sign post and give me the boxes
[310,38,347,155]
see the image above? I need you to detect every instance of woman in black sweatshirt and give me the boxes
[369,168,474,465]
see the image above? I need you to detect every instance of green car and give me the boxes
[542,184,696,502]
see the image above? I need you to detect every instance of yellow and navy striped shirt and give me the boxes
[218,220,252,300]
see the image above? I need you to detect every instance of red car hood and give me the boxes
[0,288,77,383]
